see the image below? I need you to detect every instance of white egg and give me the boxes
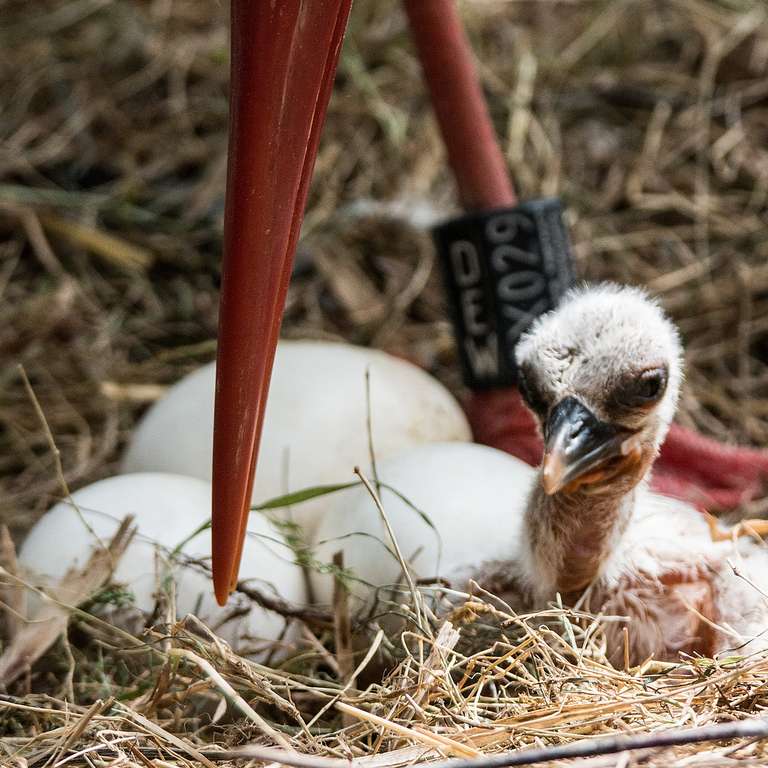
[18,473,306,655]
[309,442,535,608]
[121,341,471,533]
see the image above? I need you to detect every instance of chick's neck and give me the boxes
[523,474,642,601]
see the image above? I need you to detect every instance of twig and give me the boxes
[86,716,767,766]
[52,698,113,765]
[168,648,293,750]
[235,579,334,626]
[189,558,334,625]
[412,621,461,709]
[115,703,220,768]
[0,518,136,685]
[364,367,381,493]
[17,364,106,555]
[305,628,385,731]
[333,551,355,685]
[39,211,152,271]
[428,717,768,768]
[55,744,349,766]
[0,525,24,643]
[353,467,422,627]
[335,701,478,759]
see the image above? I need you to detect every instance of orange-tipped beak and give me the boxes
[211,0,352,605]
[541,397,632,496]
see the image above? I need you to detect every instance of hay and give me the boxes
[5,573,768,766]
[4,0,768,764]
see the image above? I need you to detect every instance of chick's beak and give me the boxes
[541,397,631,495]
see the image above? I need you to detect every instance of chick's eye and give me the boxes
[615,367,668,408]
[637,372,663,399]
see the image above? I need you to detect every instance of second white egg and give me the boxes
[309,442,535,608]
[121,341,472,533]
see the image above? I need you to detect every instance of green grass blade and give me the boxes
[252,481,361,510]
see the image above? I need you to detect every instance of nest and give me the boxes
[5,553,768,766]
[4,0,768,764]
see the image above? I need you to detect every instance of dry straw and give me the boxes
[5,562,768,766]
[4,0,768,765]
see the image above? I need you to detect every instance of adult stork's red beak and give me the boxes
[211,0,353,605]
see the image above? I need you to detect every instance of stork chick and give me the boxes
[312,284,768,665]
[518,284,768,661]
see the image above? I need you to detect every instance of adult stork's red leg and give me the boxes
[212,0,352,605]
[402,0,514,212]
